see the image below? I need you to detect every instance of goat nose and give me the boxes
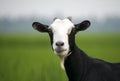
[56,41,64,46]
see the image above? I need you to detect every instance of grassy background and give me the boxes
[0,33,120,81]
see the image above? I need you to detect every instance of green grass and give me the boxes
[0,33,120,81]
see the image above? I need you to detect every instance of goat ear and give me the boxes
[75,20,90,31]
[32,22,48,32]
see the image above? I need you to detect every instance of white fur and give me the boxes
[49,18,74,69]
[49,18,74,56]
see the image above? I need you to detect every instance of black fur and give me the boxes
[32,19,120,81]
[32,22,48,32]
[64,46,120,81]
[64,21,120,81]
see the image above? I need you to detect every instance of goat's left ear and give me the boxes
[75,20,91,31]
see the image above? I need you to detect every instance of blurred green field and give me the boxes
[0,33,120,81]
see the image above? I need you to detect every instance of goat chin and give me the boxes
[55,52,67,70]
[57,51,72,70]
[59,55,65,70]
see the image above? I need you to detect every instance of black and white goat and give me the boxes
[32,17,120,81]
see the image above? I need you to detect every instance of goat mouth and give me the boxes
[55,49,67,54]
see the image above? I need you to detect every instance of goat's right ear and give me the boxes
[32,22,48,32]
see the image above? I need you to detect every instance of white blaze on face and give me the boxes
[49,18,74,57]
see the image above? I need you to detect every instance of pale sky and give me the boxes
[0,0,120,20]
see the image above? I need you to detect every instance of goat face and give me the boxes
[32,18,90,57]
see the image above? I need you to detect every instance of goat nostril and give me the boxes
[61,42,64,46]
[56,42,64,46]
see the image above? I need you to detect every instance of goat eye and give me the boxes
[72,28,76,32]
[48,29,52,32]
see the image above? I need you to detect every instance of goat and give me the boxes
[32,17,120,81]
